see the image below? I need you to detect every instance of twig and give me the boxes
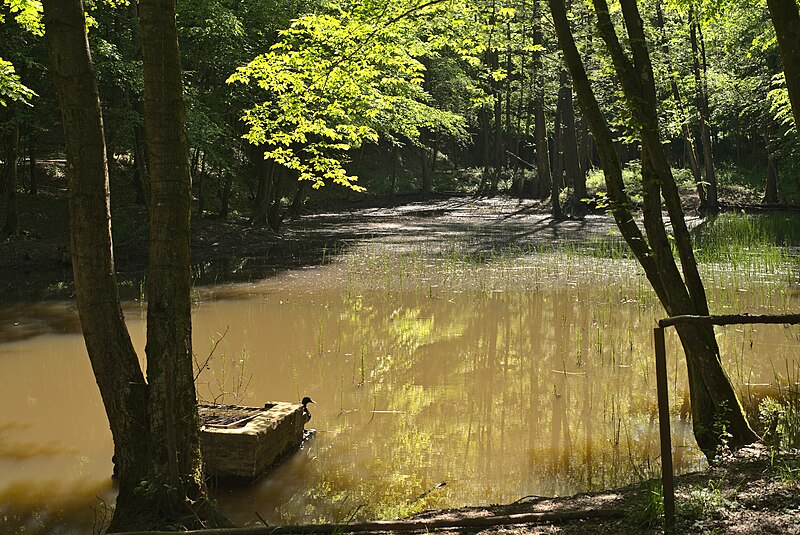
[194,326,230,381]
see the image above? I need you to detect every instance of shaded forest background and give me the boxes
[1,0,799,243]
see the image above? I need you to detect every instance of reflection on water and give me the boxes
[1,249,799,532]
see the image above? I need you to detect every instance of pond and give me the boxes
[1,217,799,533]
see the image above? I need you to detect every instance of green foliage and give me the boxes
[0,57,34,106]
[759,396,800,450]
[691,213,800,271]
[678,479,738,522]
[2,0,43,36]
[629,478,664,527]
[228,2,467,191]
[0,0,41,106]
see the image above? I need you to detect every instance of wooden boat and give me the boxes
[199,401,311,480]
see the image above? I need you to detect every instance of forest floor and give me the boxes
[2,173,799,533]
[392,443,800,535]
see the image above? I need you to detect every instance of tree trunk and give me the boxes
[250,146,273,226]
[655,0,704,205]
[41,0,151,530]
[132,122,150,207]
[288,180,307,219]
[196,152,206,218]
[766,0,800,140]
[690,8,718,211]
[480,107,491,193]
[559,67,584,206]
[219,171,232,220]
[420,136,433,196]
[137,0,215,527]
[764,126,779,204]
[390,145,398,196]
[551,84,563,219]
[532,0,552,200]
[2,121,19,236]
[764,155,778,204]
[492,50,504,193]
[548,0,757,458]
[28,133,37,196]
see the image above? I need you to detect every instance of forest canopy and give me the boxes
[1,0,798,226]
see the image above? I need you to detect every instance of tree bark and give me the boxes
[766,0,800,140]
[420,131,433,196]
[137,0,215,526]
[548,0,757,458]
[689,8,718,211]
[28,132,37,196]
[765,149,779,205]
[551,80,563,219]
[559,67,584,206]
[655,1,704,205]
[532,0,552,200]
[2,121,19,236]
[41,0,151,530]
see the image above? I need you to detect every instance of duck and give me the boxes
[301,396,315,421]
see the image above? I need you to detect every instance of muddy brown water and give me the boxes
[1,204,799,533]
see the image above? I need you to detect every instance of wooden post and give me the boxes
[654,327,675,533]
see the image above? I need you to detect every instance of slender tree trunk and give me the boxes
[766,0,800,140]
[552,88,564,219]
[690,8,718,211]
[288,180,307,219]
[41,0,151,530]
[559,67,584,206]
[492,52,504,193]
[548,0,757,458]
[532,0,552,200]
[2,121,19,236]
[138,0,214,526]
[764,127,779,204]
[420,138,433,196]
[28,133,37,196]
[250,146,273,226]
[219,172,232,220]
[267,166,285,230]
[390,145,398,196]
[765,155,778,204]
[480,107,491,193]
[655,1,704,205]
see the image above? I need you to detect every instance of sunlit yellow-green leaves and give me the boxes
[228,2,466,191]
[0,57,34,106]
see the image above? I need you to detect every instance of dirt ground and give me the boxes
[395,444,800,535]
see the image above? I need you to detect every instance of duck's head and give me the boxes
[301,396,315,407]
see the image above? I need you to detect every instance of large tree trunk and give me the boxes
[548,0,757,458]
[767,0,800,140]
[41,0,151,530]
[138,0,215,526]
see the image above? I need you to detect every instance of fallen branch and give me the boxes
[658,313,800,328]
[122,509,624,535]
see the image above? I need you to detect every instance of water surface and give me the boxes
[1,245,798,532]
